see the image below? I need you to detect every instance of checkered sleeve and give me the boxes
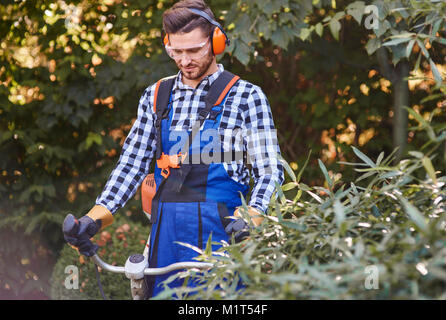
[242,85,284,214]
[95,84,157,214]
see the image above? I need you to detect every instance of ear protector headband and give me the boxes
[163,8,230,56]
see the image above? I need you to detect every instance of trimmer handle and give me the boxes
[63,213,80,236]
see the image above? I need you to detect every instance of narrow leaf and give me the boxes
[329,18,341,41]
[279,154,297,182]
[398,196,428,232]
[297,149,312,183]
[429,59,443,84]
[382,37,412,47]
[376,152,385,166]
[406,39,415,58]
[422,156,437,184]
[282,182,298,192]
[318,159,333,189]
[416,39,430,59]
[315,23,323,37]
[334,199,346,227]
[352,146,376,167]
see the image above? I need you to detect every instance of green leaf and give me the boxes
[318,159,333,189]
[352,146,376,167]
[365,37,381,55]
[431,19,442,38]
[306,190,323,204]
[233,40,251,65]
[416,39,430,59]
[293,189,303,202]
[315,23,323,37]
[300,27,312,41]
[279,154,297,182]
[81,132,103,151]
[391,42,409,65]
[429,59,443,84]
[282,220,306,231]
[374,19,391,38]
[298,183,311,191]
[354,240,365,258]
[334,199,346,226]
[275,181,287,205]
[282,182,298,191]
[382,37,412,47]
[204,233,213,257]
[371,205,381,217]
[398,196,428,233]
[354,166,393,172]
[376,152,384,166]
[346,1,365,24]
[271,29,289,48]
[406,107,428,126]
[263,1,281,15]
[408,151,424,159]
[329,18,341,41]
[297,150,312,183]
[421,156,437,184]
[238,191,249,211]
[355,170,376,182]
[414,51,422,71]
[174,241,203,255]
[405,107,436,140]
[406,39,415,58]
[273,191,283,222]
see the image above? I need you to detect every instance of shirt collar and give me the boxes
[174,64,225,91]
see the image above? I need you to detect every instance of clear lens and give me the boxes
[165,40,210,60]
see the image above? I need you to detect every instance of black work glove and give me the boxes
[63,214,101,257]
[225,218,251,243]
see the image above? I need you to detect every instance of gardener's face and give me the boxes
[166,28,215,84]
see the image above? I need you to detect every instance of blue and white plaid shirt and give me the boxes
[96,64,284,215]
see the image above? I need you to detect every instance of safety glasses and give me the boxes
[165,40,210,61]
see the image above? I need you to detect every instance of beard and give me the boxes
[176,50,214,82]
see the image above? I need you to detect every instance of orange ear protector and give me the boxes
[163,8,230,56]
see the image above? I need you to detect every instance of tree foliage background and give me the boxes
[0,0,445,299]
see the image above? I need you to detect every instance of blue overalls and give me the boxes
[146,73,249,298]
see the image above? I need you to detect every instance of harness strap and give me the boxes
[149,71,240,225]
[154,77,175,161]
[154,71,240,172]
[181,71,240,164]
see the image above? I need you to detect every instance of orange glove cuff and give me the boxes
[234,206,264,227]
[86,205,114,229]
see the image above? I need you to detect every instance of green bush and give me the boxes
[156,109,446,300]
[50,215,150,300]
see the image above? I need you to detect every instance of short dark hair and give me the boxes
[162,0,215,37]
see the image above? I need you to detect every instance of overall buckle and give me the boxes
[156,152,187,178]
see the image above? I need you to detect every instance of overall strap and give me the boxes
[149,71,240,224]
[181,70,240,159]
[154,76,175,160]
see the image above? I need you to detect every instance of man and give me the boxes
[63,0,284,298]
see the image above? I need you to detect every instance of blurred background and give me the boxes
[0,0,445,299]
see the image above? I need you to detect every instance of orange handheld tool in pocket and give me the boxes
[156,152,187,178]
[141,173,156,220]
